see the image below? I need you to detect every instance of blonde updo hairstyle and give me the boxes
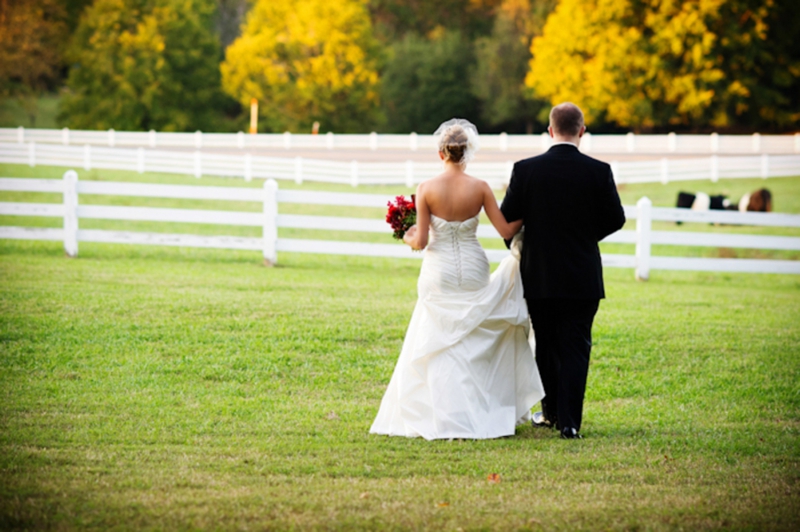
[439,126,469,165]
[434,118,479,169]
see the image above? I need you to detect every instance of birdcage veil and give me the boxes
[433,118,479,167]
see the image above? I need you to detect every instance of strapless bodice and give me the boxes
[420,214,489,294]
[429,214,480,237]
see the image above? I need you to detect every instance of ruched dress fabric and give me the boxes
[370,214,544,440]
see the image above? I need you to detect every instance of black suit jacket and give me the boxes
[501,144,625,300]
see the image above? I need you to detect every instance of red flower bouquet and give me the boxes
[386,195,416,240]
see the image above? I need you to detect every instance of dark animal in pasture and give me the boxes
[676,188,772,213]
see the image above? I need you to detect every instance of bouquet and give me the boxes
[386,195,416,240]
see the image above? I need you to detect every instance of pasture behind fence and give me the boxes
[1,172,799,276]
[2,142,799,189]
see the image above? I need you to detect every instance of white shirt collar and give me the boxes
[550,141,578,148]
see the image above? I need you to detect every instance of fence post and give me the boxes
[369,131,378,151]
[499,132,508,152]
[710,132,719,152]
[761,154,769,179]
[540,132,550,151]
[262,179,278,266]
[350,160,359,187]
[294,156,303,184]
[710,155,719,183]
[17,126,24,144]
[668,132,676,152]
[28,142,35,167]
[63,170,78,258]
[405,160,414,188]
[582,132,592,152]
[409,132,418,151]
[149,129,157,148]
[62,127,70,146]
[283,131,291,150]
[244,153,252,182]
[660,158,669,184]
[795,133,800,153]
[237,131,245,149]
[193,151,201,178]
[108,129,115,147]
[194,130,203,149]
[635,196,651,281]
[326,131,334,150]
[752,132,760,153]
[626,132,635,152]
[83,144,91,170]
[137,147,145,174]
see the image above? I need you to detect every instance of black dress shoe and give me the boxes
[560,427,582,439]
[532,411,556,429]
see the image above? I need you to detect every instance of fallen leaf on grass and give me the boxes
[359,492,369,499]
[487,473,501,483]
[437,502,450,507]
[325,411,340,420]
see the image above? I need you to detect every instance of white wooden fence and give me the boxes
[3,127,800,155]
[1,172,799,276]
[2,142,799,189]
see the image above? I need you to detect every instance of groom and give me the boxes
[501,103,626,439]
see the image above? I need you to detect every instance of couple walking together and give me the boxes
[370,103,626,440]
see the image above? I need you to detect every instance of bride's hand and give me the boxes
[403,225,419,249]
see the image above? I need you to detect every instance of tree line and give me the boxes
[1,0,797,134]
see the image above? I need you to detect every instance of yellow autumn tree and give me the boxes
[221,0,382,133]
[527,0,800,130]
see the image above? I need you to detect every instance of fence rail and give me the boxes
[1,172,799,276]
[3,127,800,155]
[2,142,799,189]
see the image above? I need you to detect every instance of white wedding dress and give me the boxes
[370,214,544,440]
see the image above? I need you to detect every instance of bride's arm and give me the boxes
[482,181,522,240]
[403,183,430,250]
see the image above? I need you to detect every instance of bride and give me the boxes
[370,119,544,440]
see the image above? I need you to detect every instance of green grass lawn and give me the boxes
[1,164,799,529]
[1,240,798,530]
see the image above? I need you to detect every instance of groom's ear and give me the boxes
[579,125,586,138]
[548,126,554,138]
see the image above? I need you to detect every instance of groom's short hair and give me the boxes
[549,103,584,137]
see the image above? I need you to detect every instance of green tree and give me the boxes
[60,0,226,131]
[0,0,68,126]
[380,30,480,133]
[471,0,555,132]
[221,0,382,133]
[63,0,94,31]
[527,0,800,131]
[368,0,502,42]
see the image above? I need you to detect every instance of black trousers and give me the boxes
[526,298,599,431]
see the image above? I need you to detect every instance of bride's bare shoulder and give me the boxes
[421,173,450,191]
[460,173,490,192]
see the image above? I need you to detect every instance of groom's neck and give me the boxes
[552,135,581,147]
